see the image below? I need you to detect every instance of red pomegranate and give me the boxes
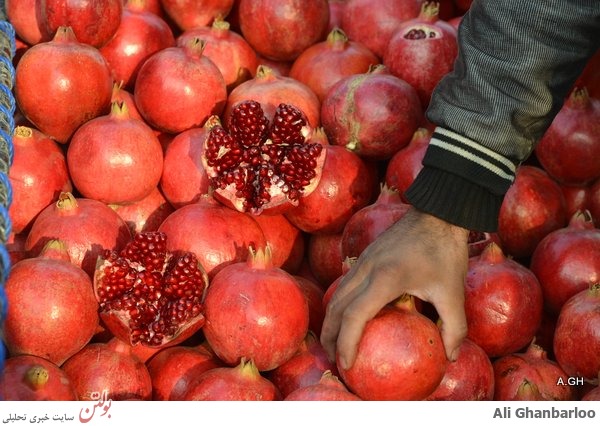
[493,341,575,401]
[341,185,411,259]
[5,0,46,45]
[202,100,326,215]
[284,370,361,401]
[497,165,568,259]
[67,101,164,205]
[341,0,422,58]
[8,126,72,234]
[182,358,280,401]
[338,296,447,400]
[0,355,77,401]
[38,0,123,47]
[327,0,347,33]
[590,178,600,226]
[4,241,98,367]
[157,196,267,278]
[307,232,344,290]
[553,284,600,384]
[321,64,423,160]
[147,344,223,401]
[384,127,432,200]
[383,2,458,108]
[289,28,380,103]
[159,120,214,209]
[535,88,600,185]
[284,134,377,235]
[224,64,321,129]
[14,26,113,143]
[560,183,591,219]
[160,0,235,31]
[252,214,305,273]
[293,276,326,337]
[467,230,502,258]
[61,338,153,401]
[237,0,329,62]
[24,192,132,277]
[530,210,600,315]
[322,257,357,310]
[465,243,544,358]
[202,247,309,371]
[176,17,259,92]
[133,38,227,134]
[93,231,209,348]
[100,0,176,89]
[109,186,175,235]
[268,332,337,398]
[425,338,494,401]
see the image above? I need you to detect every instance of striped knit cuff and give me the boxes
[404,127,518,232]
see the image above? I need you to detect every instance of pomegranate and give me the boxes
[307,232,344,290]
[176,17,259,92]
[202,247,309,371]
[14,26,113,143]
[100,0,176,89]
[224,64,321,129]
[5,0,46,45]
[8,125,72,234]
[321,64,423,160]
[293,276,326,336]
[4,240,99,366]
[147,344,222,401]
[202,100,326,215]
[284,133,377,234]
[0,355,77,401]
[574,51,600,99]
[182,358,280,401]
[553,284,600,384]
[590,178,600,226]
[582,377,600,401]
[535,88,600,185]
[133,37,227,134]
[268,332,337,398]
[383,2,458,108]
[560,183,591,219]
[338,296,447,400]
[61,338,153,401]
[24,192,132,277]
[327,0,347,33]
[289,27,380,103]
[493,341,575,401]
[38,0,123,47]
[384,127,432,200]
[253,214,305,273]
[93,231,209,348]
[157,195,267,278]
[284,370,361,401]
[160,0,235,31]
[159,120,214,209]
[109,186,175,235]
[467,230,502,258]
[465,243,544,358]
[341,185,411,259]
[425,338,494,401]
[237,0,329,62]
[341,0,422,58]
[67,101,164,204]
[497,165,567,259]
[322,257,357,310]
[530,210,600,315]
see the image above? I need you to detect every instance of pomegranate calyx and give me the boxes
[25,366,50,391]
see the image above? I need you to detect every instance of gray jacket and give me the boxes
[404,0,600,231]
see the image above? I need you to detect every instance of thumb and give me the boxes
[433,295,468,362]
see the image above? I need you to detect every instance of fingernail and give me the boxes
[449,348,459,362]
[339,356,348,370]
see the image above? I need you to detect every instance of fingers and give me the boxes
[432,290,468,361]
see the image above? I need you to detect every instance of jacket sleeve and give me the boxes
[404,0,600,232]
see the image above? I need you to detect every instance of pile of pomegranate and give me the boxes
[1,0,599,401]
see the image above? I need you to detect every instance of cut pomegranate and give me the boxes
[202,100,326,215]
[93,231,209,348]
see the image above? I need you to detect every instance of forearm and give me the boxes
[406,0,600,232]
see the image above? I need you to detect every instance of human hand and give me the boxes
[320,207,470,370]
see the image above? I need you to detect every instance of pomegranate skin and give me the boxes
[0,355,77,401]
[38,0,123,47]
[339,300,447,401]
[553,284,600,384]
[109,186,174,234]
[238,0,330,62]
[253,214,305,274]
[465,243,544,358]
[14,26,113,143]
[160,0,235,31]
[307,232,344,290]
[5,0,46,45]
[284,371,361,401]
[530,211,600,315]
[4,241,99,367]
